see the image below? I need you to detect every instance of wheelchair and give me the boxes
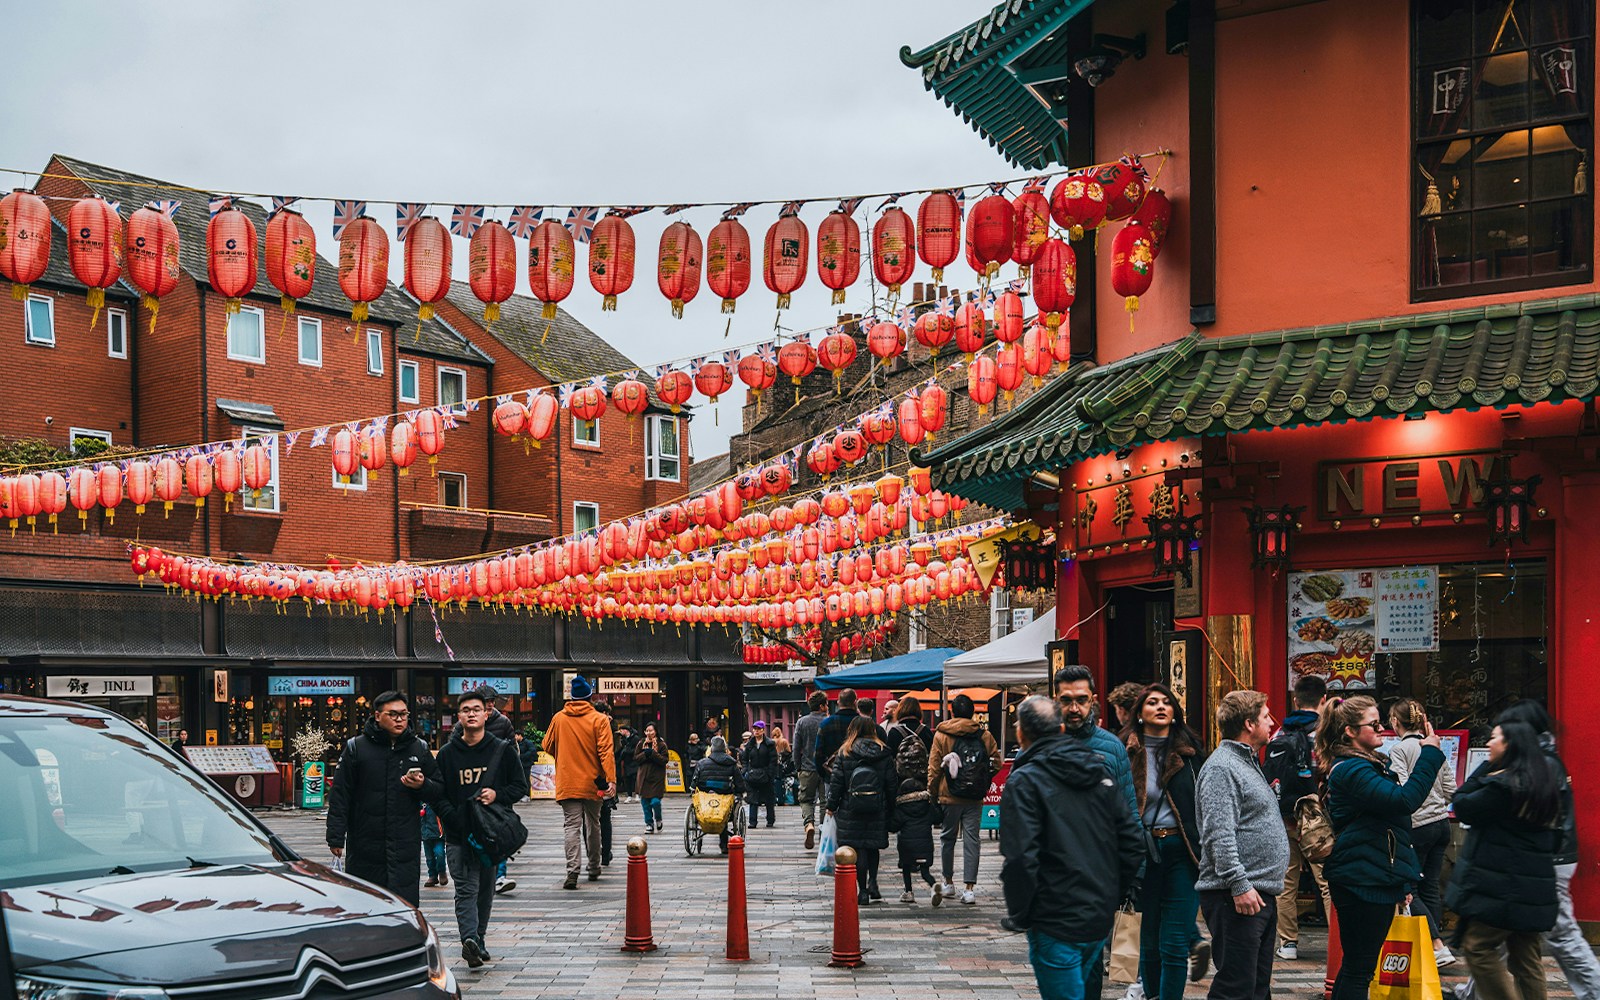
[684,785,746,856]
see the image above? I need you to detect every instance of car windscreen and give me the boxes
[0,713,279,888]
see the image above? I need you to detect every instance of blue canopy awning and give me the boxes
[812,647,961,691]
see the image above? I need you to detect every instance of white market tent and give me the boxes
[942,607,1057,688]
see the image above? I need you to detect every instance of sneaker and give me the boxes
[960,889,977,905]
[899,890,915,903]
[932,883,944,907]
[1435,945,1457,967]
[1123,982,1146,1000]
[656,821,663,833]
[1190,939,1212,981]
[939,881,957,899]
[423,877,438,888]
[562,872,579,890]
[494,876,515,894]
[644,826,655,835]
[805,825,816,850]
[1276,941,1297,961]
[461,937,485,969]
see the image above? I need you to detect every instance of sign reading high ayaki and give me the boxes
[1316,451,1506,520]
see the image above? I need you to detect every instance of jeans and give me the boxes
[559,798,601,875]
[1409,818,1451,942]
[423,839,447,880]
[798,770,822,828]
[1027,928,1104,1000]
[1199,889,1277,1000]
[1141,836,1201,1000]
[941,802,982,886]
[1545,863,1600,1000]
[1276,817,1333,945]
[445,842,496,944]
[1328,884,1396,1000]
[640,796,662,828]
[1462,919,1547,1000]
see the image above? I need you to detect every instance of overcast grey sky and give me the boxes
[2,1,1018,462]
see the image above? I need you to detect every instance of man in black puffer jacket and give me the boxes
[326,691,442,906]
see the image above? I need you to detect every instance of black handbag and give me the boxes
[465,742,528,865]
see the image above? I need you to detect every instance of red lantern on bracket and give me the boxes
[242,444,273,499]
[693,357,733,403]
[860,410,897,452]
[658,221,703,318]
[37,472,66,533]
[871,207,916,298]
[206,207,257,314]
[152,456,183,517]
[996,344,1025,404]
[469,221,516,324]
[1096,157,1149,221]
[1110,221,1157,326]
[1011,184,1051,279]
[126,206,180,332]
[817,330,857,393]
[612,379,649,420]
[359,427,387,479]
[0,190,50,301]
[1131,187,1173,257]
[968,356,998,415]
[867,321,905,366]
[265,208,316,316]
[954,301,987,360]
[527,219,575,320]
[403,217,452,321]
[656,370,692,413]
[737,353,777,400]
[331,429,359,485]
[777,340,816,386]
[338,216,388,324]
[494,399,529,436]
[588,214,635,311]
[763,213,808,310]
[706,218,751,313]
[1049,171,1107,241]
[920,384,949,440]
[914,310,954,358]
[213,450,240,509]
[966,193,1014,277]
[1032,238,1077,334]
[816,209,860,305]
[67,197,123,326]
[994,290,1025,344]
[916,191,962,282]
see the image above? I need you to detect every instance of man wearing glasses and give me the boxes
[326,690,442,907]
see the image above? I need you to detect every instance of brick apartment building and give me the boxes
[0,155,741,760]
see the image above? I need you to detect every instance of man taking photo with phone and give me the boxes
[325,690,442,907]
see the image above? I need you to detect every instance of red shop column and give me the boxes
[1556,470,1600,920]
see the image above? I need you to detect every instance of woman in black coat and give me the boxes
[1448,719,1563,1000]
[826,716,897,905]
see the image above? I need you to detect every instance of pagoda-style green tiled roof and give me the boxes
[900,0,1093,169]
[917,294,1600,512]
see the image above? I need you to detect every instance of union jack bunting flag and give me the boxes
[688,356,706,376]
[653,364,673,382]
[953,189,967,211]
[1008,278,1028,294]
[661,204,694,216]
[722,349,739,368]
[344,421,361,434]
[464,397,482,412]
[395,203,426,241]
[608,205,649,219]
[984,291,998,310]
[441,409,461,430]
[565,207,599,243]
[987,181,1009,195]
[1024,176,1049,192]
[877,193,905,210]
[523,390,538,407]
[270,196,299,215]
[756,342,778,364]
[449,205,484,238]
[722,202,756,219]
[1120,153,1148,179]
[310,426,330,449]
[779,200,804,217]
[507,205,543,239]
[104,200,121,216]
[403,409,420,423]
[207,196,231,217]
[557,384,576,407]
[147,199,181,218]
[895,306,915,328]
[494,394,512,406]
[936,296,957,319]
[332,201,366,240]
[284,431,301,455]
[587,375,607,391]
[837,197,863,215]
[371,415,389,432]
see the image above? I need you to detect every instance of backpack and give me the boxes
[464,742,528,866]
[1262,727,1317,818]
[846,761,885,812]
[946,733,993,800]
[1293,793,1336,862]
[894,726,930,785]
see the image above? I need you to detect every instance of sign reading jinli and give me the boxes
[598,677,661,695]
[46,675,154,698]
[268,675,356,696]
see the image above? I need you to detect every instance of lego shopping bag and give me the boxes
[1370,909,1442,1000]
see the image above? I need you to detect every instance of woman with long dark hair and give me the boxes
[1121,683,1206,1000]
[1317,695,1444,1000]
[827,715,898,904]
[1448,718,1562,1000]
[1386,698,1457,966]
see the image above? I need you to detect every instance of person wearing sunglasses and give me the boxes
[325,690,442,907]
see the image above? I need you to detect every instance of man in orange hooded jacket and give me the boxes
[542,675,616,889]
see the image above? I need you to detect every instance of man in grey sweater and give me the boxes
[1196,690,1289,1000]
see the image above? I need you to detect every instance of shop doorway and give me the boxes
[1105,584,1178,717]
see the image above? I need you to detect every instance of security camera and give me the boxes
[44,416,53,425]
[1073,34,1146,87]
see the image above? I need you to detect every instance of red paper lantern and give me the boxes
[706,218,751,314]
[968,356,998,415]
[67,197,123,325]
[338,216,389,324]
[126,206,181,331]
[331,429,359,484]
[494,399,529,436]
[391,421,418,475]
[1011,185,1051,279]
[359,427,387,476]
[1110,221,1157,323]
[897,397,925,446]
[403,217,452,320]
[242,444,272,496]
[996,344,1025,404]
[966,194,1014,277]
[954,301,987,360]
[37,471,66,532]
[914,310,954,358]
[589,214,635,311]
[816,209,860,305]
[867,321,905,365]
[656,370,692,413]
[1049,171,1107,241]
[10,472,39,530]
[69,467,96,528]
[1096,157,1148,221]
[817,330,857,392]
[920,384,949,440]
[527,393,559,446]
[415,409,445,471]
[737,353,777,399]
[570,385,608,426]
[763,214,808,310]
[613,379,649,420]
[0,190,51,301]
[806,440,840,480]
[184,453,213,508]
[1032,238,1077,332]
[1022,323,1054,386]
[994,290,1025,344]
[861,410,897,451]
[206,208,257,314]
[469,221,516,324]
[760,463,792,496]
[833,429,867,466]
[693,359,733,403]
[871,207,916,298]
[909,466,933,498]
[520,219,571,320]
[265,209,316,315]
[916,192,962,282]
[658,221,703,318]
[1131,187,1173,257]
[152,456,182,517]
[777,341,816,385]
[213,450,240,508]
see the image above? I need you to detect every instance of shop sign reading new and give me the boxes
[598,677,661,695]
[1317,451,1501,519]
[46,675,154,698]
[267,675,356,696]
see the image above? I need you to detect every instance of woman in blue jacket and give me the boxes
[1316,695,1444,1000]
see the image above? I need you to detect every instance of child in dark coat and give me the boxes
[894,777,941,905]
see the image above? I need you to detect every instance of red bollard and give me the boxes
[621,837,657,953]
[1323,901,1342,1000]
[726,834,750,961]
[829,845,864,968]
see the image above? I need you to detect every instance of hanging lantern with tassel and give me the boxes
[469,220,516,325]
[954,300,987,361]
[737,351,777,401]
[67,197,122,327]
[1110,221,1157,329]
[777,339,817,387]
[706,217,751,314]
[1097,156,1149,222]
[527,218,575,320]
[0,190,51,301]
[966,192,1013,278]
[968,356,999,415]
[338,216,388,325]
[871,207,916,299]
[914,309,954,359]
[403,217,452,322]
[763,212,808,310]
[1022,324,1054,387]
[206,206,257,315]
[816,208,860,305]
[817,329,857,393]
[996,344,1025,405]
[693,356,733,404]
[867,320,905,366]
[126,205,181,332]
[1131,187,1174,258]
[658,221,703,319]
[656,370,693,413]
[1011,182,1051,279]
[1032,238,1077,335]
[917,191,961,282]
[588,213,635,311]
[184,453,213,510]
[265,208,316,318]
[919,384,949,440]
[993,289,1025,344]
[1049,171,1107,242]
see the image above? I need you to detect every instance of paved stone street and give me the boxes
[263,800,1579,998]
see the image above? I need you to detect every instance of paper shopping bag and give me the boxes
[1370,910,1442,1000]
[1107,906,1141,983]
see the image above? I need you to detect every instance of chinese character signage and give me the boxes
[1375,566,1440,653]
[268,675,356,696]
[45,675,155,698]
[1288,571,1376,691]
[445,676,524,695]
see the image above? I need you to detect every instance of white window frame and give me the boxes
[334,459,368,492]
[398,359,419,403]
[106,308,128,359]
[297,316,322,368]
[240,427,280,513]
[226,305,266,364]
[366,328,383,376]
[572,415,600,448]
[24,294,54,346]
[645,414,680,481]
[437,366,467,414]
[573,501,599,533]
[439,472,467,509]
[68,428,112,455]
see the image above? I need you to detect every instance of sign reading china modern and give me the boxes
[1317,452,1503,519]
[46,675,154,698]
[267,675,356,696]
[598,677,661,695]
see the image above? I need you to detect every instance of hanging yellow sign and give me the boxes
[970,522,1044,589]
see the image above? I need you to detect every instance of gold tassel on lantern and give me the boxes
[86,288,105,330]
[672,298,686,320]
[602,294,617,311]
[777,293,791,310]
[351,302,369,324]
[419,303,435,321]
[144,295,160,333]
[11,282,29,301]
[224,298,242,315]
[1126,296,1140,333]
[722,298,737,314]
[483,303,501,326]
[541,302,557,320]
[831,288,845,305]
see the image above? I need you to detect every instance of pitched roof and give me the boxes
[32,216,138,301]
[47,155,490,366]
[918,294,1600,511]
[687,452,732,494]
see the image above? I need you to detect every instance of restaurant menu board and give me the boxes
[1375,566,1440,652]
[528,752,556,799]
[1288,570,1377,691]
[1379,729,1468,784]
[184,745,280,774]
